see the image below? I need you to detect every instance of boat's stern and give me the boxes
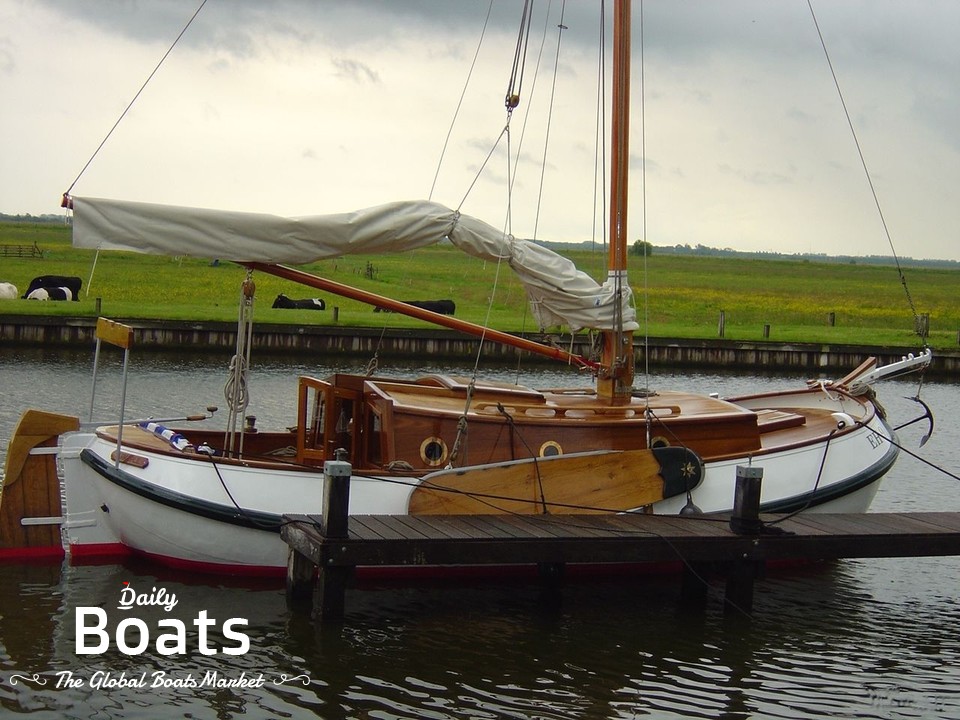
[59,431,130,560]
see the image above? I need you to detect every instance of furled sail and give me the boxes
[71,196,637,332]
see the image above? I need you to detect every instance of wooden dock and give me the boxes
[280,462,960,622]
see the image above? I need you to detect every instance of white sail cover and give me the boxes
[72,196,637,332]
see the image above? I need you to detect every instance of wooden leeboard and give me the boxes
[1,409,79,549]
[3,409,80,490]
[408,449,686,515]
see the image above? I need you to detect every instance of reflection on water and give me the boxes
[1,346,959,718]
[1,558,958,719]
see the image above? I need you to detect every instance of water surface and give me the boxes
[1,347,958,718]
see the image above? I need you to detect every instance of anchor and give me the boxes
[893,395,935,447]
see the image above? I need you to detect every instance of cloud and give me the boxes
[3,0,958,261]
[0,36,13,74]
[331,57,379,84]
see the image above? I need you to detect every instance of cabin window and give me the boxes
[420,437,448,467]
[539,441,563,457]
[308,390,326,451]
[296,376,334,465]
[334,402,354,457]
[366,410,383,465]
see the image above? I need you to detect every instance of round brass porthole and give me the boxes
[650,436,670,449]
[539,441,563,458]
[420,437,448,467]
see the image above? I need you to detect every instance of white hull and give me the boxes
[57,406,898,575]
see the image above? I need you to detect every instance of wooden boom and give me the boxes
[243,262,601,370]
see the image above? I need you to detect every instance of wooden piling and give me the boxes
[285,453,352,623]
[729,466,763,535]
[316,455,351,623]
[725,465,764,615]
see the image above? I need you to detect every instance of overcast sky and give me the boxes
[1,0,958,260]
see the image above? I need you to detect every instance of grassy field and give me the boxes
[1,221,956,349]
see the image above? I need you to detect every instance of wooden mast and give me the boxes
[597,0,634,401]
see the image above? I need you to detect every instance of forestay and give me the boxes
[71,196,637,333]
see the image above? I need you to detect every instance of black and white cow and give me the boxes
[22,275,82,301]
[374,299,456,315]
[272,294,325,310]
[26,287,74,301]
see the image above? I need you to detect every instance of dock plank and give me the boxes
[281,510,960,622]
[281,511,960,571]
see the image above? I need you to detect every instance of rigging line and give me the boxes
[765,428,838,526]
[507,0,553,199]
[463,3,540,376]
[366,306,395,377]
[224,271,255,458]
[496,403,549,513]
[467,127,513,376]
[459,123,514,394]
[591,0,607,259]
[64,0,209,197]
[871,425,960,483]
[642,407,700,457]
[457,5,542,393]
[457,1,532,209]
[456,124,510,210]
[429,0,494,201]
[805,0,920,323]
[532,1,567,241]
[203,455,287,532]
[639,0,651,399]
[506,0,535,108]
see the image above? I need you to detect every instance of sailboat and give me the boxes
[2,0,932,576]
